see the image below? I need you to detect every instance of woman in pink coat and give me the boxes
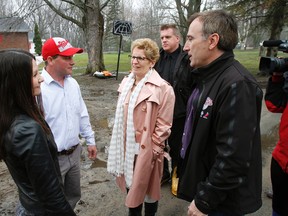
[107,38,175,216]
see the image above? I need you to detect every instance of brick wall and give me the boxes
[0,32,29,51]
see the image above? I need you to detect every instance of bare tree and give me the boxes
[0,0,14,16]
[265,0,287,56]
[131,0,163,42]
[42,0,112,74]
[121,0,203,44]
[10,0,84,51]
[215,0,288,49]
[102,0,123,52]
[152,0,204,43]
[174,0,202,41]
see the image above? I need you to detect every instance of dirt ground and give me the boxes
[0,73,277,216]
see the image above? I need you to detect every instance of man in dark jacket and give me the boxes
[177,10,263,215]
[154,24,193,186]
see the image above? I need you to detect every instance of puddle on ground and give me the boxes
[88,179,109,184]
[91,158,107,169]
[81,89,105,98]
[87,158,109,184]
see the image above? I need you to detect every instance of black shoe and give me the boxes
[161,172,171,185]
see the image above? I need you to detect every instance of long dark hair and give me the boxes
[0,49,49,159]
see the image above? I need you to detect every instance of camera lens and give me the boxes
[259,57,288,74]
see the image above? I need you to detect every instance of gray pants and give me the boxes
[58,144,82,209]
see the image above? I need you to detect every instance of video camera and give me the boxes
[259,40,288,75]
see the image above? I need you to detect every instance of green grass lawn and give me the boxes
[72,52,131,75]
[63,49,288,77]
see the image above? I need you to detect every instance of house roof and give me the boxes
[0,17,29,33]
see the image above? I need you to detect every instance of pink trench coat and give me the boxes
[116,70,175,208]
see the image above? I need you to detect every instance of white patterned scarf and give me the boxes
[107,69,153,188]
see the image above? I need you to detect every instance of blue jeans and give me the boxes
[272,210,281,216]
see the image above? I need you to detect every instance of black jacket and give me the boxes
[4,114,75,216]
[177,51,263,214]
[154,46,193,119]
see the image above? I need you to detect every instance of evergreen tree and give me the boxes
[33,23,42,56]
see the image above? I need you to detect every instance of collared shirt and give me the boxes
[41,68,96,151]
[181,87,200,159]
[155,45,181,84]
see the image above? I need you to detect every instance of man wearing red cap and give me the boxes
[40,37,97,209]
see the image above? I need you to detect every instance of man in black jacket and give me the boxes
[177,10,263,215]
[154,24,193,187]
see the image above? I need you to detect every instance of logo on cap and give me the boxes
[53,38,73,52]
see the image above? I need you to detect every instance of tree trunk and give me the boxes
[266,0,286,57]
[83,0,105,74]
[175,0,201,43]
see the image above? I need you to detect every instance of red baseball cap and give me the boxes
[42,37,83,60]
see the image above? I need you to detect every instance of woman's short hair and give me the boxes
[131,38,160,62]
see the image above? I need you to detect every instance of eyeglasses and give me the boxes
[128,55,148,62]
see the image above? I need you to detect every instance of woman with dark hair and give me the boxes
[0,49,75,216]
